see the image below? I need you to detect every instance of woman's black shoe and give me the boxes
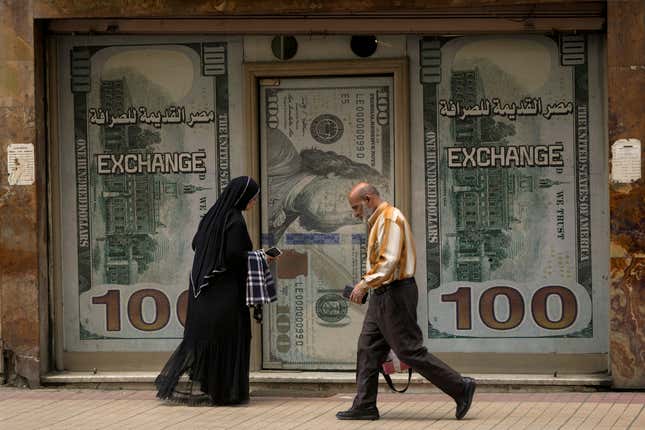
[336,406,380,420]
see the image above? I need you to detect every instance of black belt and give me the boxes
[372,278,415,295]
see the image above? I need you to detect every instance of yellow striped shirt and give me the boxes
[363,202,416,288]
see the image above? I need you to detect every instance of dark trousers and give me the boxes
[352,278,464,409]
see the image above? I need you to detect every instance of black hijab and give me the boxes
[190,176,259,298]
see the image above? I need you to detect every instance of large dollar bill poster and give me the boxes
[260,77,394,369]
[58,37,242,351]
[413,35,608,352]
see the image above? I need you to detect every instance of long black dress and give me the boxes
[155,205,254,405]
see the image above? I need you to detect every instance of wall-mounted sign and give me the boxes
[7,143,34,186]
[611,139,641,183]
[57,36,242,352]
[414,34,607,353]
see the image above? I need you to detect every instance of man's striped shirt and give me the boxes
[363,202,416,288]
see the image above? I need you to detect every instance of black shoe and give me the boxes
[455,377,476,420]
[336,406,380,420]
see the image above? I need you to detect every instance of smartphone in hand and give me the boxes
[265,247,282,258]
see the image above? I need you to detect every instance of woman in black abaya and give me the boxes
[155,176,260,405]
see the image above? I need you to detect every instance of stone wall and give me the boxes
[31,0,603,18]
[607,0,645,389]
[0,0,40,387]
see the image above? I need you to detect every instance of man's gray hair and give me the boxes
[358,183,380,199]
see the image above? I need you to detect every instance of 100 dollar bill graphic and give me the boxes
[260,77,394,369]
[63,41,231,349]
[422,36,594,340]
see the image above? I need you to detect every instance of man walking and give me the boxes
[337,182,476,421]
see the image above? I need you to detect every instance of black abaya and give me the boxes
[155,178,257,405]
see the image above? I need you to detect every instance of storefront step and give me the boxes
[41,371,612,393]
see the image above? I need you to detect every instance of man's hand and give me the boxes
[350,280,368,304]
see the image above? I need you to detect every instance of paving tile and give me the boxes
[486,401,542,429]
[1,389,645,429]
[626,405,645,430]
[578,402,617,429]
[253,400,321,430]
[558,401,601,429]
[489,400,537,430]
[90,399,162,430]
[0,399,58,421]
[595,402,630,428]
[492,400,549,430]
[298,400,348,430]
[535,400,581,429]
[400,401,455,429]
[524,400,569,430]
[372,400,439,429]
[2,400,109,430]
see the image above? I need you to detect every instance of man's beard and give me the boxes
[361,202,375,222]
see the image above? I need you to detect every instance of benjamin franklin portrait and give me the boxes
[266,128,389,241]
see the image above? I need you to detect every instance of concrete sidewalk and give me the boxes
[0,387,643,429]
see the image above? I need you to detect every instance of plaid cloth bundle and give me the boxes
[245,250,277,306]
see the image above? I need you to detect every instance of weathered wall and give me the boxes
[31,0,603,18]
[607,0,645,389]
[0,0,40,387]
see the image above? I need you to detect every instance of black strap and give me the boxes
[381,368,412,393]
